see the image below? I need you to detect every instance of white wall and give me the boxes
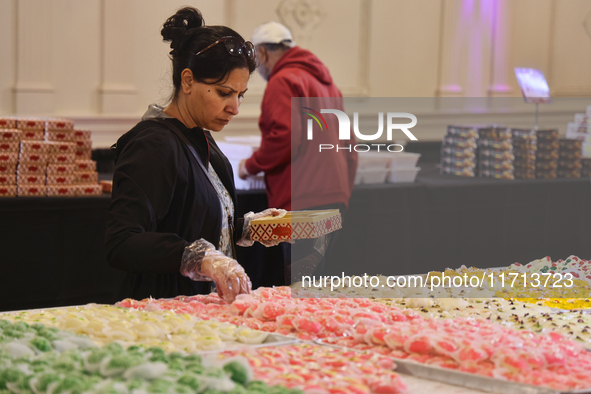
[0,0,590,146]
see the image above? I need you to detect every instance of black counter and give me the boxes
[1,167,589,311]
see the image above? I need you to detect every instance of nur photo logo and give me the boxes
[302,108,418,152]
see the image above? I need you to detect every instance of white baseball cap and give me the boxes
[251,21,296,47]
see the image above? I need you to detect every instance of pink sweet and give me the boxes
[117,286,591,390]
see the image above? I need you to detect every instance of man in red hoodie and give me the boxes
[239,22,357,283]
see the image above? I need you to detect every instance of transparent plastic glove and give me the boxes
[200,250,252,303]
[180,239,252,303]
[237,208,288,247]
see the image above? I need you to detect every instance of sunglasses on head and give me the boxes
[195,36,255,61]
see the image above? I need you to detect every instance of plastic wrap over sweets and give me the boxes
[237,208,288,247]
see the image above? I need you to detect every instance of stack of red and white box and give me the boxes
[0,118,19,197]
[0,116,101,197]
[17,139,50,196]
[17,118,45,141]
[45,121,100,196]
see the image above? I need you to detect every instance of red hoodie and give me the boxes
[245,46,357,210]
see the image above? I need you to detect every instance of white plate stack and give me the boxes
[355,151,421,184]
[387,152,421,183]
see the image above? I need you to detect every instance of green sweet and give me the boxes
[148,353,169,364]
[177,375,201,391]
[147,378,174,394]
[146,347,166,357]
[223,361,250,385]
[2,329,24,339]
[15,374,34,391]
[225,386,247,394]
[183,354,202,363]
[33,373,61,392]
[168,352,184,361]
[126,379,145,391]
[12,322,31,331]
[51,376,83,394]
[52,356,79,373]
[0,320,12,329]
[268,387,291,394]
[87,349,110,364]
[172,384,192,394]
[36,327,60,341]
[30,337,52,352]
[29,359,51,373]
[0,368,26,389]
[203,367,225,379]
[105,354,143,371]
[167,359,184,372]
[103,342,125,355]
[184,362,204,374]
[245,388,267,394]
[246,381,268,390]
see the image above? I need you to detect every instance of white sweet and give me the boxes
[52,339,79,352]
[2,342,35,358]
[123,362,168,380]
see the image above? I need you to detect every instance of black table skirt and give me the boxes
[329,167,591,277]
[1,168,589,311]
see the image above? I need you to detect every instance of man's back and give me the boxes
[247,46,357,210]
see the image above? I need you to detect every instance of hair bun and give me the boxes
[161,7,204,53]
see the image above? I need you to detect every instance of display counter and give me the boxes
[1,165,589,311]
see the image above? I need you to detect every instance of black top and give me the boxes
[104,118,239,301]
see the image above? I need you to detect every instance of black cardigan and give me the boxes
[104,118,240,301]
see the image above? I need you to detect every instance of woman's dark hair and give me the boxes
[161,7,256,100]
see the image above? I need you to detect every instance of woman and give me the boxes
[105,7,282,303]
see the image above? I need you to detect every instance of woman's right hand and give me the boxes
[199,250,252,303]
